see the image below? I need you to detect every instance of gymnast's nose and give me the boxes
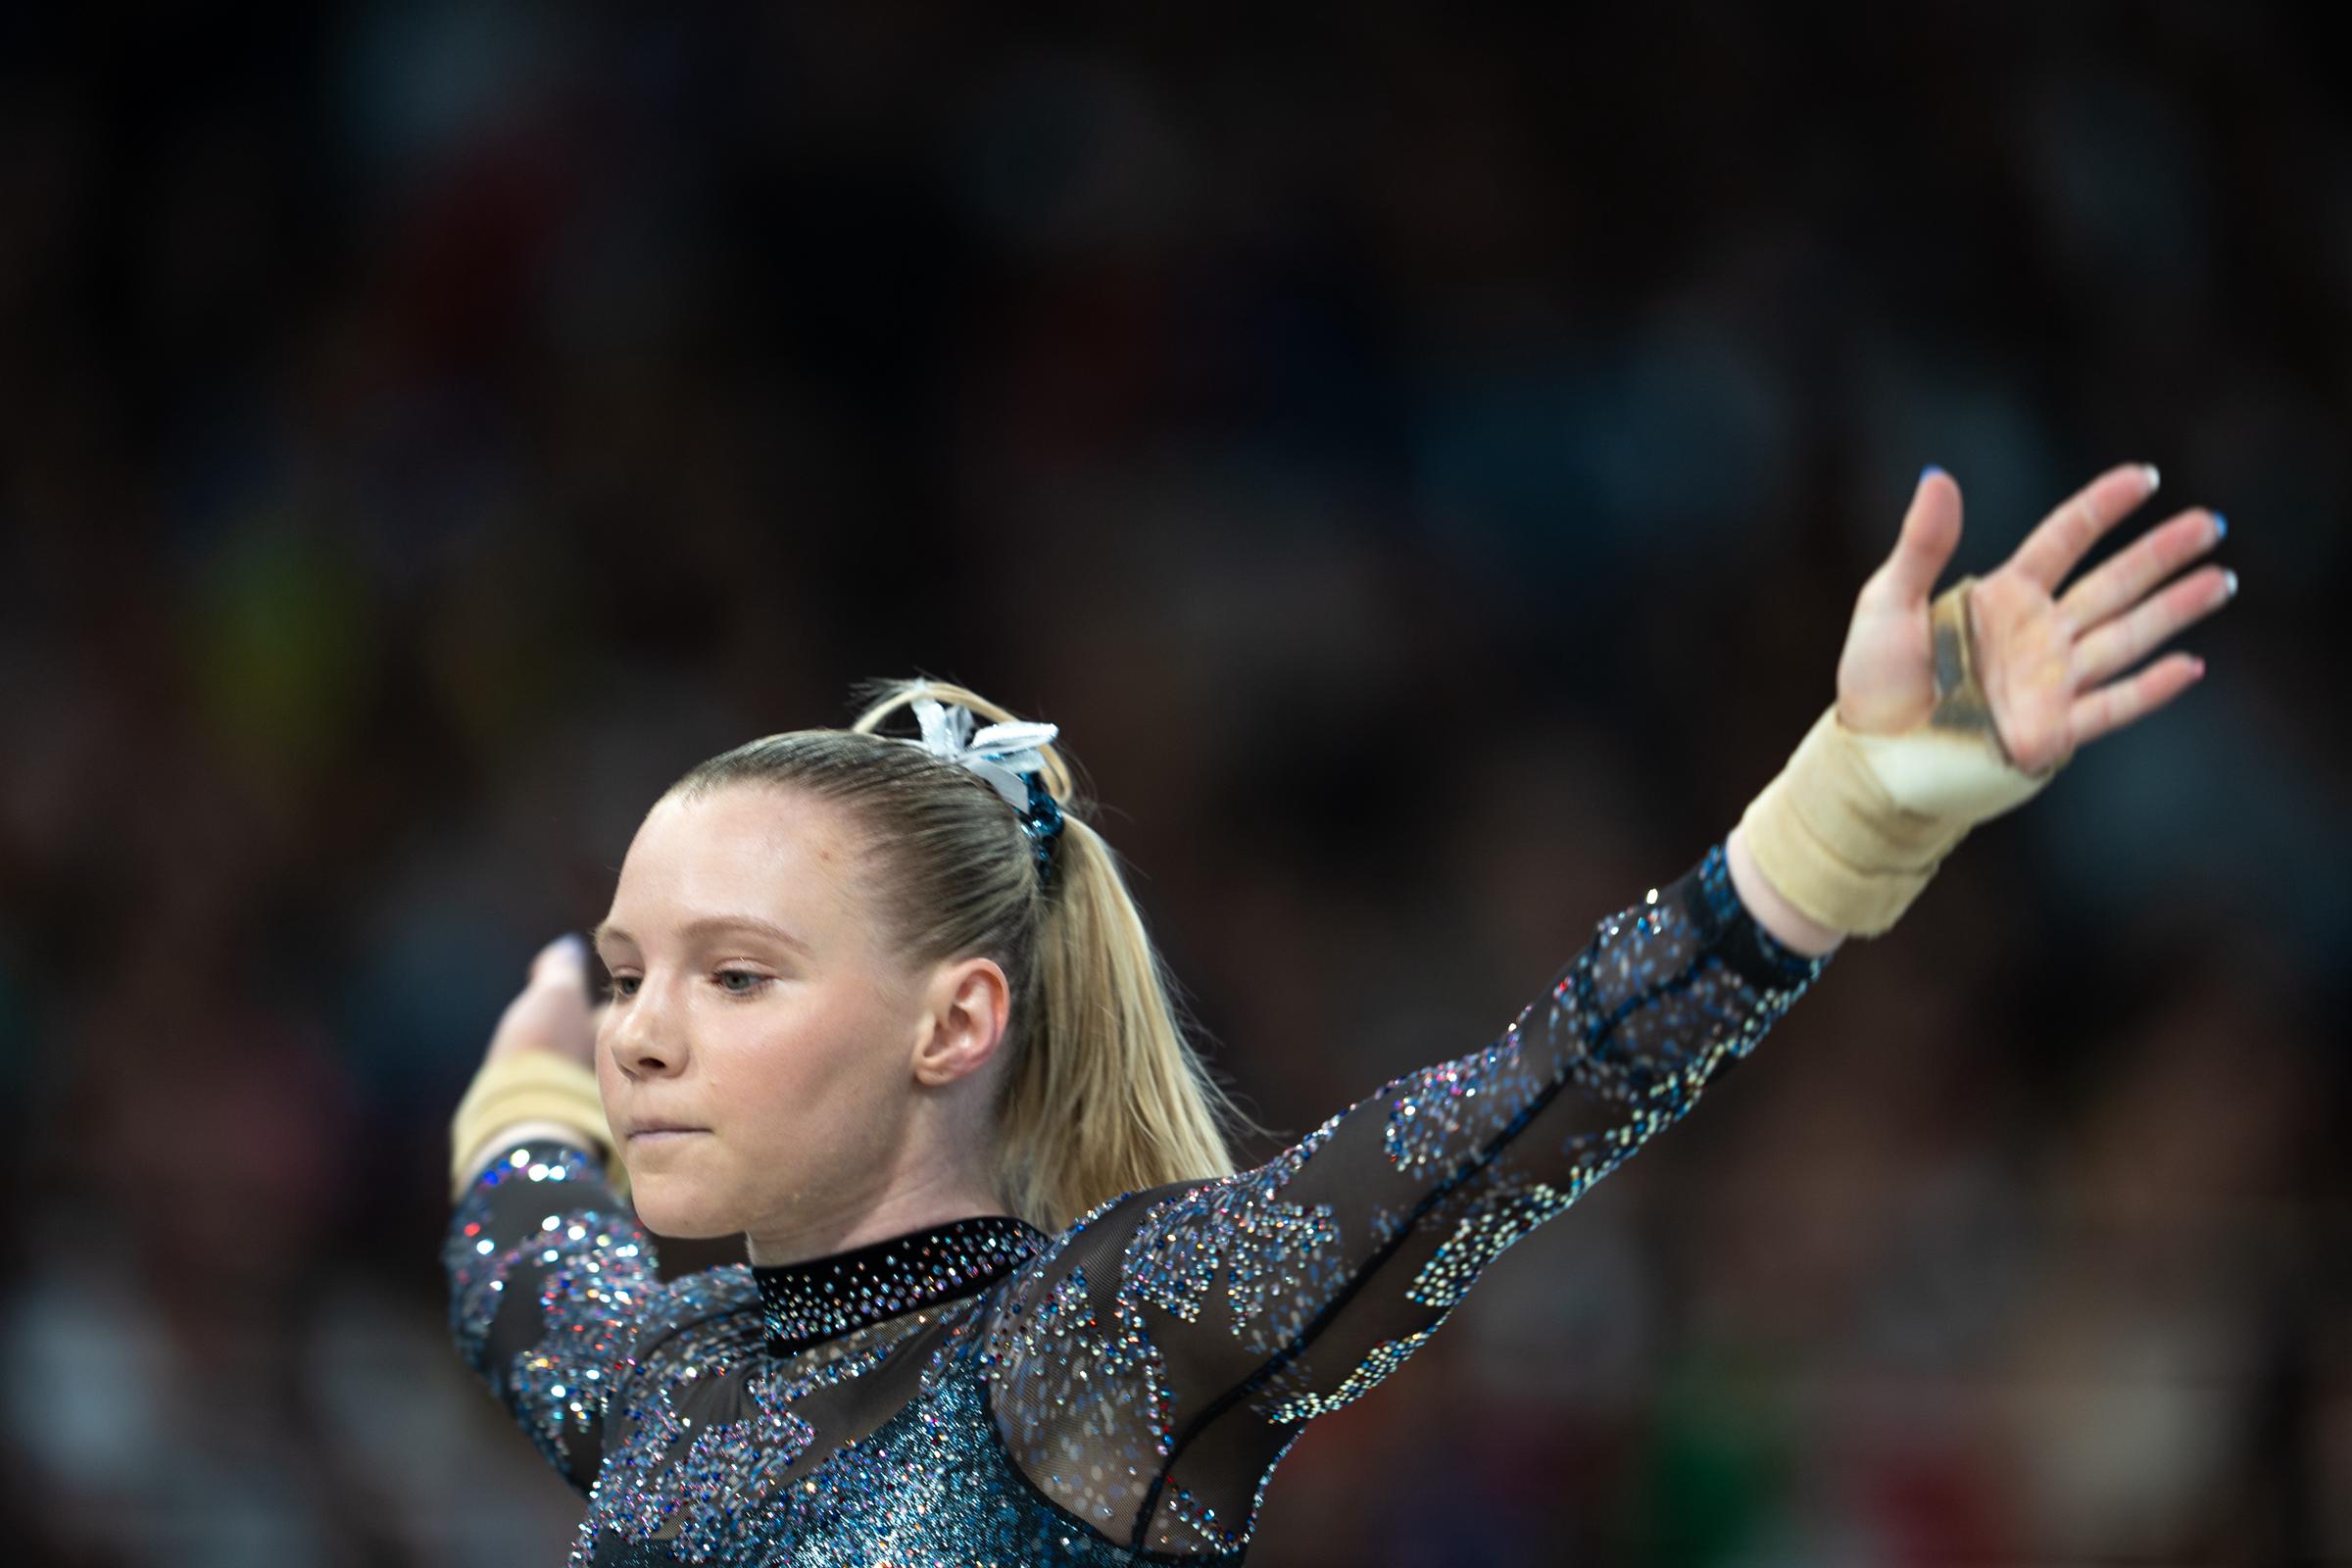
[609,974,689,1081]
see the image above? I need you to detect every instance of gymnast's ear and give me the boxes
[910,956,1010,1089]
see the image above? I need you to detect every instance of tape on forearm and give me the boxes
[1736,575,2068,937]
[448,1050,627,1202]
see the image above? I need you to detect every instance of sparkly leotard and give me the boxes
[445,842,1831,1565]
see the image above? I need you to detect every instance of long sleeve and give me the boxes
[444,1138,662,1494]
[981,839,1834,1557]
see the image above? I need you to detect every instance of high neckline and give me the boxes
[751,1213,1050,1357]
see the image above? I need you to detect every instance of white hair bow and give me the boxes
[910,697,1059,811]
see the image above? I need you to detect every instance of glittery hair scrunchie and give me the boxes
[908,697,1066,887]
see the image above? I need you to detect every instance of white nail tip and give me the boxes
[2224,568,2238,597]
[2141,463,2161,492]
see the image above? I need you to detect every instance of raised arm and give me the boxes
[984,840,1826,1554]
[984,461,2233,1557]
[442,938,656,1494]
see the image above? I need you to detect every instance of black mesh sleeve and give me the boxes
[443,1138,662,1495]
[982,840,1834,1556]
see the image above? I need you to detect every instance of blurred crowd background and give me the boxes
[4,4,2346,1564]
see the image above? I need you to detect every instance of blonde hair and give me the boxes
[666,679,1257,1232]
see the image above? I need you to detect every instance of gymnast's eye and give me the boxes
[714,969,770,998]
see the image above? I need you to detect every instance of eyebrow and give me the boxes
[591,914,811,956]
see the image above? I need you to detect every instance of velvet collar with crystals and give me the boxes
[752,1214,1050,1357]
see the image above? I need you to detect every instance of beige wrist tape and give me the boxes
[449,1050,627,1202]
[1736,575,2070,938]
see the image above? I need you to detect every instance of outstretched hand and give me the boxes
[1835,463,2234,772]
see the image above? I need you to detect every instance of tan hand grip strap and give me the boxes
[1736,575,2070,937]
[449,1050,627,1203]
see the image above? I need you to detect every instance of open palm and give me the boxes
[1835,464,2234,774]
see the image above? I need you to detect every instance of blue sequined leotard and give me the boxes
[445,842,1831,1565]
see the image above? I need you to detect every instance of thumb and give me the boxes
[530,932,591,991]
[1881,466,1964,606]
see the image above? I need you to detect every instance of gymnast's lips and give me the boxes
[622,1121,710,1142]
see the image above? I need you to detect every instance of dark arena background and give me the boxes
[5,5,2348,1564]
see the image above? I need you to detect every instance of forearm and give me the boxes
[1725,820,1845,957]
[445,1137,653,1491]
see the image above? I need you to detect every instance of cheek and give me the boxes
[710,985,907,1145]
[625,986,914,1233]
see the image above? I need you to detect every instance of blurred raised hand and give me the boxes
[1834,463,2234,772]
[482,933,604,1070]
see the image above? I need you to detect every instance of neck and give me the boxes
[742,1171,1012,1269]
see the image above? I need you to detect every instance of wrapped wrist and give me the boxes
[448,1050,625,1202]
[1737,575,2068,937]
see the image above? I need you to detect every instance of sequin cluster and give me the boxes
[1391,877,1827,1313]
[807,1335,1165,1567]
[754,1214,1048,1356]
[591,1300,1173,1567]
[582,1244,1067,1564]
[984,1264,1178,1530]
[446,1144,655,1478]
[1121,1111,1347,1356]
[581,1314,867,1564]
[1384,1026,1549,1174]
[1257,1325,1439,1424]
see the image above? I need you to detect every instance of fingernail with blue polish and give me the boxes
[1920,464,1947,484]
[2213,512,2228,542]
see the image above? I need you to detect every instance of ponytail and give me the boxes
[1002,811,1250,1230]
[674,679,1258,1232]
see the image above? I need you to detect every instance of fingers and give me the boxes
[488,934,600,1068]
[1876,466,1965,606]
[2056,508,2225,634]
[2070,651,2206,749]
[2010,463,2160,593]
[530,932,591,990]
[2071,563,2235,689]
